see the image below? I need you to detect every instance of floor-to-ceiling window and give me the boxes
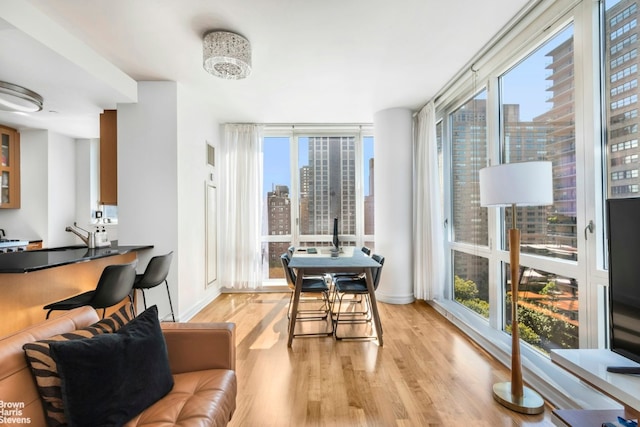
[438,0,611,370]
[450,89,491,318]
[498,24,580,352]
[261,127,374,284]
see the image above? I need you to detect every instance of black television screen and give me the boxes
[332,217,339,249]
[606,197,640,364]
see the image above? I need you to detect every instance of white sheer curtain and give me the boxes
[413,102,445,300]
[218,124,264,290]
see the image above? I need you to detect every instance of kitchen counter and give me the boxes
[0,242,152,273]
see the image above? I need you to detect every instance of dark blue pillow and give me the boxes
[48,306,173,427]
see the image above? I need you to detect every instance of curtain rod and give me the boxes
[223,123,373,127]
[420,0,546,111]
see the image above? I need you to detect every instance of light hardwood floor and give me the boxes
[191,293,558,426]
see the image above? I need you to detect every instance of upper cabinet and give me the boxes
[0,125,20,209]
[99,110,117,205]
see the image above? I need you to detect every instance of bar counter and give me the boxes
[0,243,153,337]
[0,243,153,273]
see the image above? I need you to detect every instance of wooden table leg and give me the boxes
[287,268,304,347]
[365,267,383,346]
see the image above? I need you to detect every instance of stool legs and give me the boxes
[133,280,175,322]
[164,279,176,322]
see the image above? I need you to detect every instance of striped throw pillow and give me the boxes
[23,305,133,427]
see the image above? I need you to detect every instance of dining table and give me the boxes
[287,246,383,347]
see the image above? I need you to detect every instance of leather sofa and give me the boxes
[0,306,237,426]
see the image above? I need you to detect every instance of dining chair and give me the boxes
[280,253,332,337]
[331,254,384,340]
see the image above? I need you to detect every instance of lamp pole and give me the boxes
[491,203,544,414]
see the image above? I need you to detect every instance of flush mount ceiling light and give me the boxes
[203,30,251,79]
[0,81,43,113]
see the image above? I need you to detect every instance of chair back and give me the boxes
[287,245,296,257]
[134,252,173,289]
[280,253,297,290]
[91,262,137,310]
[371,254,385,290]
[361,246,371,256]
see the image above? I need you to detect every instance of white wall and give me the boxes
[46,132,77,245]
[74,138,99,228]
[0,129,77,247]
[118,81,220,321]
[373,108,414,304]
[176,84,221,318]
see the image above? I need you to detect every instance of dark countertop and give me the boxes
[0,242,153,273]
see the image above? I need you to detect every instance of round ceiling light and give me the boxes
[0,81,43,113]
[203,31,252,80]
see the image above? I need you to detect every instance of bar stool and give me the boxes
[132,252,174,321]
[44,262,137,319]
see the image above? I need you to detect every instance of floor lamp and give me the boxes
[479,161,553,415]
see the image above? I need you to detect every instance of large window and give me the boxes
[262,136,292,279]
[261,128,374,282]
[450,89,490,316]
[498,25,580,351]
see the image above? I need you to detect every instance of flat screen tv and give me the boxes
[606,197,640,370]
[332,217,339,250]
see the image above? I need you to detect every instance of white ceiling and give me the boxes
[0,0,530,139]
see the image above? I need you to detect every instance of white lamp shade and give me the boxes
[479,161,553,207]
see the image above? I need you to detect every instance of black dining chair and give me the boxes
[131,252,174,321]
[331,254,384,340]
[280,253,332,337]
[44,261,137,319]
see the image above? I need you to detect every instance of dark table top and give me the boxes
[288,247,380,269]
[0,242,153,273]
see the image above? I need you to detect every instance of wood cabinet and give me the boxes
[99,110,117,205]
[0,125,20,209]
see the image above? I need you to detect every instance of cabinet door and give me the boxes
[0,126,20,209]
[99,110,117,205]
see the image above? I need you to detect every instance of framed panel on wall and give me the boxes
[206,182,218,288]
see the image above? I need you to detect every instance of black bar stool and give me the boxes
[44,262,137,319]
[132,252,174,321]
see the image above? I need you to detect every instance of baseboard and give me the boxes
[177,287,222,322]
[376,290,415,305]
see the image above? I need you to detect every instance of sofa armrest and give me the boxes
[161,322,235,374]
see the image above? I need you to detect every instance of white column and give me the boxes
[374,108,414,304]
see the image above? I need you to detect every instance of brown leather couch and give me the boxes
[0,306,237,426]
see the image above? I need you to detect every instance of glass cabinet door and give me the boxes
[0,126,20,208]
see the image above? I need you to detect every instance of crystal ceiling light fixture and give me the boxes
[0,81,43,113]
[203,30,252,79]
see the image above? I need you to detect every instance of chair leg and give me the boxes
[141,289,148,310]
[46,309,53,319]
[164,280,176,322]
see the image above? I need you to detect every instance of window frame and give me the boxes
[261,125,374,284]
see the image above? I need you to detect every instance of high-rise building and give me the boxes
[535,36,577,257]
[300,136,357,237]
[266,185,291,277]
[364,158,375,235]
[606,0,640,199]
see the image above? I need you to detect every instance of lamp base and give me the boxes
[492,382,545,414]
